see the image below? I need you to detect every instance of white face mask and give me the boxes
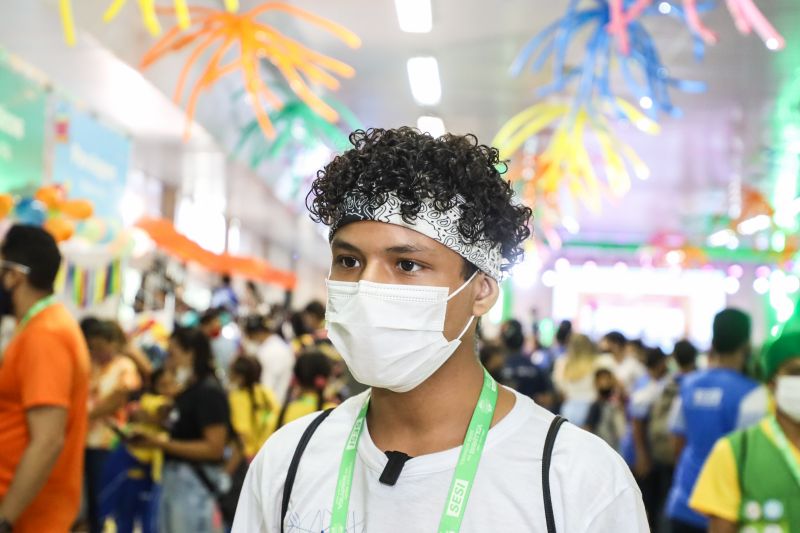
[241,339,261,355]
[325,271,478,393]
[174,366,192,388]
[775,375,800,422]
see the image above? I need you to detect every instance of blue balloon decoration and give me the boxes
[511,0,709,121]
[14,198,46,226]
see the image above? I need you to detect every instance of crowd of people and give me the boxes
[1,128,798,533]
[481,309,799,533]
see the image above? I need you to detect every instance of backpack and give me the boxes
[647,376,679,465]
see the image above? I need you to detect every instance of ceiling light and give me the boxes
[639,96,653,109]
[658,2,672,14]
[407,56,442,106]
[766,38,780,50]
[394,0,432,33]
[417,115,445,138]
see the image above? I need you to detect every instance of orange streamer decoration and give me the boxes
[136,218,297,290]
[140,3,361,140]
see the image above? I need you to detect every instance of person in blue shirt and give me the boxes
[499,319,555,410]
[666,308,769,533]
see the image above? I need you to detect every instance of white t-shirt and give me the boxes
[233,389,648,533]
[256,335,295,401]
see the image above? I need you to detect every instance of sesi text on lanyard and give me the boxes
[329,368,499,533]
[768,416,800,489]
[17,295,57,331]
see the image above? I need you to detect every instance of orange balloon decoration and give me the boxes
[0,194,13,219]
[60,199,94,220]
[140,3,361,140]
[44,216,76,242]
[35,185,66,210]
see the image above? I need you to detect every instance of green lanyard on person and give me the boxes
[329,368,498,533]
[16,294,57,332]
[768,416,800,488]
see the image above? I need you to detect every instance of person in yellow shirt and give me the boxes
[276,351,338,428]
[690,331,800,533]
[228,355,280,459]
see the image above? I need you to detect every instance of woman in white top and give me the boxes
[553,334,598,426]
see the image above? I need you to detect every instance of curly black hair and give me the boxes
[307,127,532,273]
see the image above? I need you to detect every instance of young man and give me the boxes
[666,308,769,533]
[690,331,800,532]
[233,128,647,532]
[0,225,91,533]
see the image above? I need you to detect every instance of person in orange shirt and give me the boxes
[0,224,91,533]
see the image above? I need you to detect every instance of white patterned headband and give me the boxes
[329,192,504,280]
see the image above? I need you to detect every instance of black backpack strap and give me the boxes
[542,415,567,533]
[280,408,334,533]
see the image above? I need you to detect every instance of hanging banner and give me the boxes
[52,100,130,219]
[0,58,46,194]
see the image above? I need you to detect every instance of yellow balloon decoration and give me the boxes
[59,0,236,43]
[493,98,659,211]
[140,3,361,141]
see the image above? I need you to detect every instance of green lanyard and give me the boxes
[329,369,498,533]
[17,295,56,331]
[768,416,800,489]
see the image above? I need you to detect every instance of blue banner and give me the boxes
[52,101,130,219]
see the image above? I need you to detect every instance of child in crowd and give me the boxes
[584,368,627,452]
[277,351,337,428]
[228,355,280,460]
[99,368,176,533]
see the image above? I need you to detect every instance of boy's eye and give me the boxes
[338,256,360,268]
[398,260,422,273]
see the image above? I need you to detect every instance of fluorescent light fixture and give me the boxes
[417,115,445,137]
[394,0,432,33]
[736,214,771,235]
[407,56,441,106]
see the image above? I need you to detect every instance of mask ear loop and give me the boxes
[446,270,481,342]
[446,269,481,302]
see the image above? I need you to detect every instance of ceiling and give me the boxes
[1,0,799,246]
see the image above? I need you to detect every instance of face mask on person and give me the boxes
[325,271,479,393]
[174,366,192,388]
[775,375,800,422]
[598,387,614,400]
[242,338,260,355]
[0,271,18,317]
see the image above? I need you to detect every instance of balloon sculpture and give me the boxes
[0,185,94,242]
[235,94,362,169]
[509,0,706,120]
[140,3,361,140]
[58,0,240,44]
[494,98,659,212]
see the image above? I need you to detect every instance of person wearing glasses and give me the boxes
[232,128,647,532]
[0,225,91,533]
